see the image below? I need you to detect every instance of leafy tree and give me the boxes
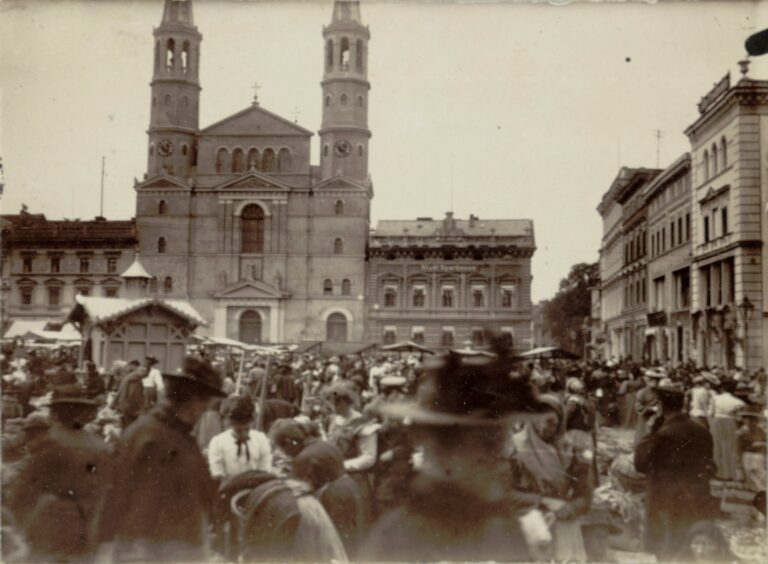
[543,262,599,354]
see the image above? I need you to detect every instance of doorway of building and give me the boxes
[239,310,262,344]
[326,313,348,342]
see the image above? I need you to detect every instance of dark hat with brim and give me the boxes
[50,383,98,406]
[227,395,256,422]
[163,356,227,398]
[376,335,549,427]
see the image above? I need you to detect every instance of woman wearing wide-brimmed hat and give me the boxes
[360,336,549,562]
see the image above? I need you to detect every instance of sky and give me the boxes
[1,0,766,303]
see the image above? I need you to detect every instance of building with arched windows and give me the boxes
[367,212,536,350]
[134,0,371,344]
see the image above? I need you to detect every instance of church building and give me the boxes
[134,0,372,344]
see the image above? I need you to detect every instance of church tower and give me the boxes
[319,1,371,182]
[147,0,202,180]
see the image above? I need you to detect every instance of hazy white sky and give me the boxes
[1,0,765,302]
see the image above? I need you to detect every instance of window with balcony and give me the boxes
[384,288,397,307]
[501,285,517,308]
[413,288,425,308]
[441,287,455,308]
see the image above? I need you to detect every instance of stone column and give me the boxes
[214,305,227,338]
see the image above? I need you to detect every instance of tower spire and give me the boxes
[163,0,194,26]
[320,0,371,182]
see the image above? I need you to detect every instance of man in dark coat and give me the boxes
[361,339,547,562]
[635,380,718,561]
[97,356,227,562]
[6,384,111,562]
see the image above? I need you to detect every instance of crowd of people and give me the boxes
[1,336,765,562]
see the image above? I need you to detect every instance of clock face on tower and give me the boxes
[158,138,175,157]
[333,139,352,158]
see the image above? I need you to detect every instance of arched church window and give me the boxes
[340,37,350,70]
[158,200,168,215]
[326,95,332,108]
[357,145,363,157]
[262,148,276,172]
[149,144,155,156]
[703,150,710,180]
[155,41,161,72]
[164,276,173,293]
[323,279,333,295]
[357,95,364,108]
[241,204,265,253]
[181,41,190,74]
[182,144,188,156]
[356,39,364,72]
[334,238,344,255]
[157,237,167,254]
[323,144,329,157]
[335,200,344,215]
[247,148,260,171]
[326,39,334,71]
[341,279,351,296]
[340,94,348,106]
[232,148,245,173]
[278,148,291,172]
[164,94,171,106]
[216,148,229,173]
[166,39,175,71]
[712,144,718,175]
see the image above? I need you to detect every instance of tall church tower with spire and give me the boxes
[320,1,371,181]
[147,0,201,180]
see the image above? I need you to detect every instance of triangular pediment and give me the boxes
[202,104,313,137]
[213,280,287,300]
[314,174,370,192]
[135,174,190,191]
[215,170,290,192]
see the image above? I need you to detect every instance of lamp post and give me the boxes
[738,295,755,373]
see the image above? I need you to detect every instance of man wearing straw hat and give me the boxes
[361,335,549,562]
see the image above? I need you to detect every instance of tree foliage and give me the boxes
[543,262,599,354]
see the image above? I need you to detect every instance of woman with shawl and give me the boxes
[509,394,593,563]
[325,384,380,523]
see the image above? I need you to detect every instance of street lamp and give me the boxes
[738,295,755,373]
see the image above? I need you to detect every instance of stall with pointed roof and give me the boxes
[66,255,207,371]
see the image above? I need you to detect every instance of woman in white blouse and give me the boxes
[708,380,745,481]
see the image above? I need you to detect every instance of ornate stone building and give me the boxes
[685,67,768,371]
[134,0,371,344]
[367,212,535,350]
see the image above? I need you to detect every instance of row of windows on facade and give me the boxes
[323,279,353,295]
[650,212,692,258]
[325,93,365,108]
[156,231,347,256]
[322,144,364,158]
[326,37,364,73]
[19,276,175,307]
[151,94,195,111]
[379,286,518,308]
[22,256,119,275]
[702,205,729,244]
[383,327,514,347]
[651,268,691,312]
[149,140,191,156]
[152,200,348,218]
[155,38,194,75]
[213,147,293,174]
[702,136,728,181]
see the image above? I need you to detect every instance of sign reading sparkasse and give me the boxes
[420,264,480,272]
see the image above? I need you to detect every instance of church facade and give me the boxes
[135,0,372,344]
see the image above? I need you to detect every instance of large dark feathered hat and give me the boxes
[377,332,548,426]
[163,355,227,398]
